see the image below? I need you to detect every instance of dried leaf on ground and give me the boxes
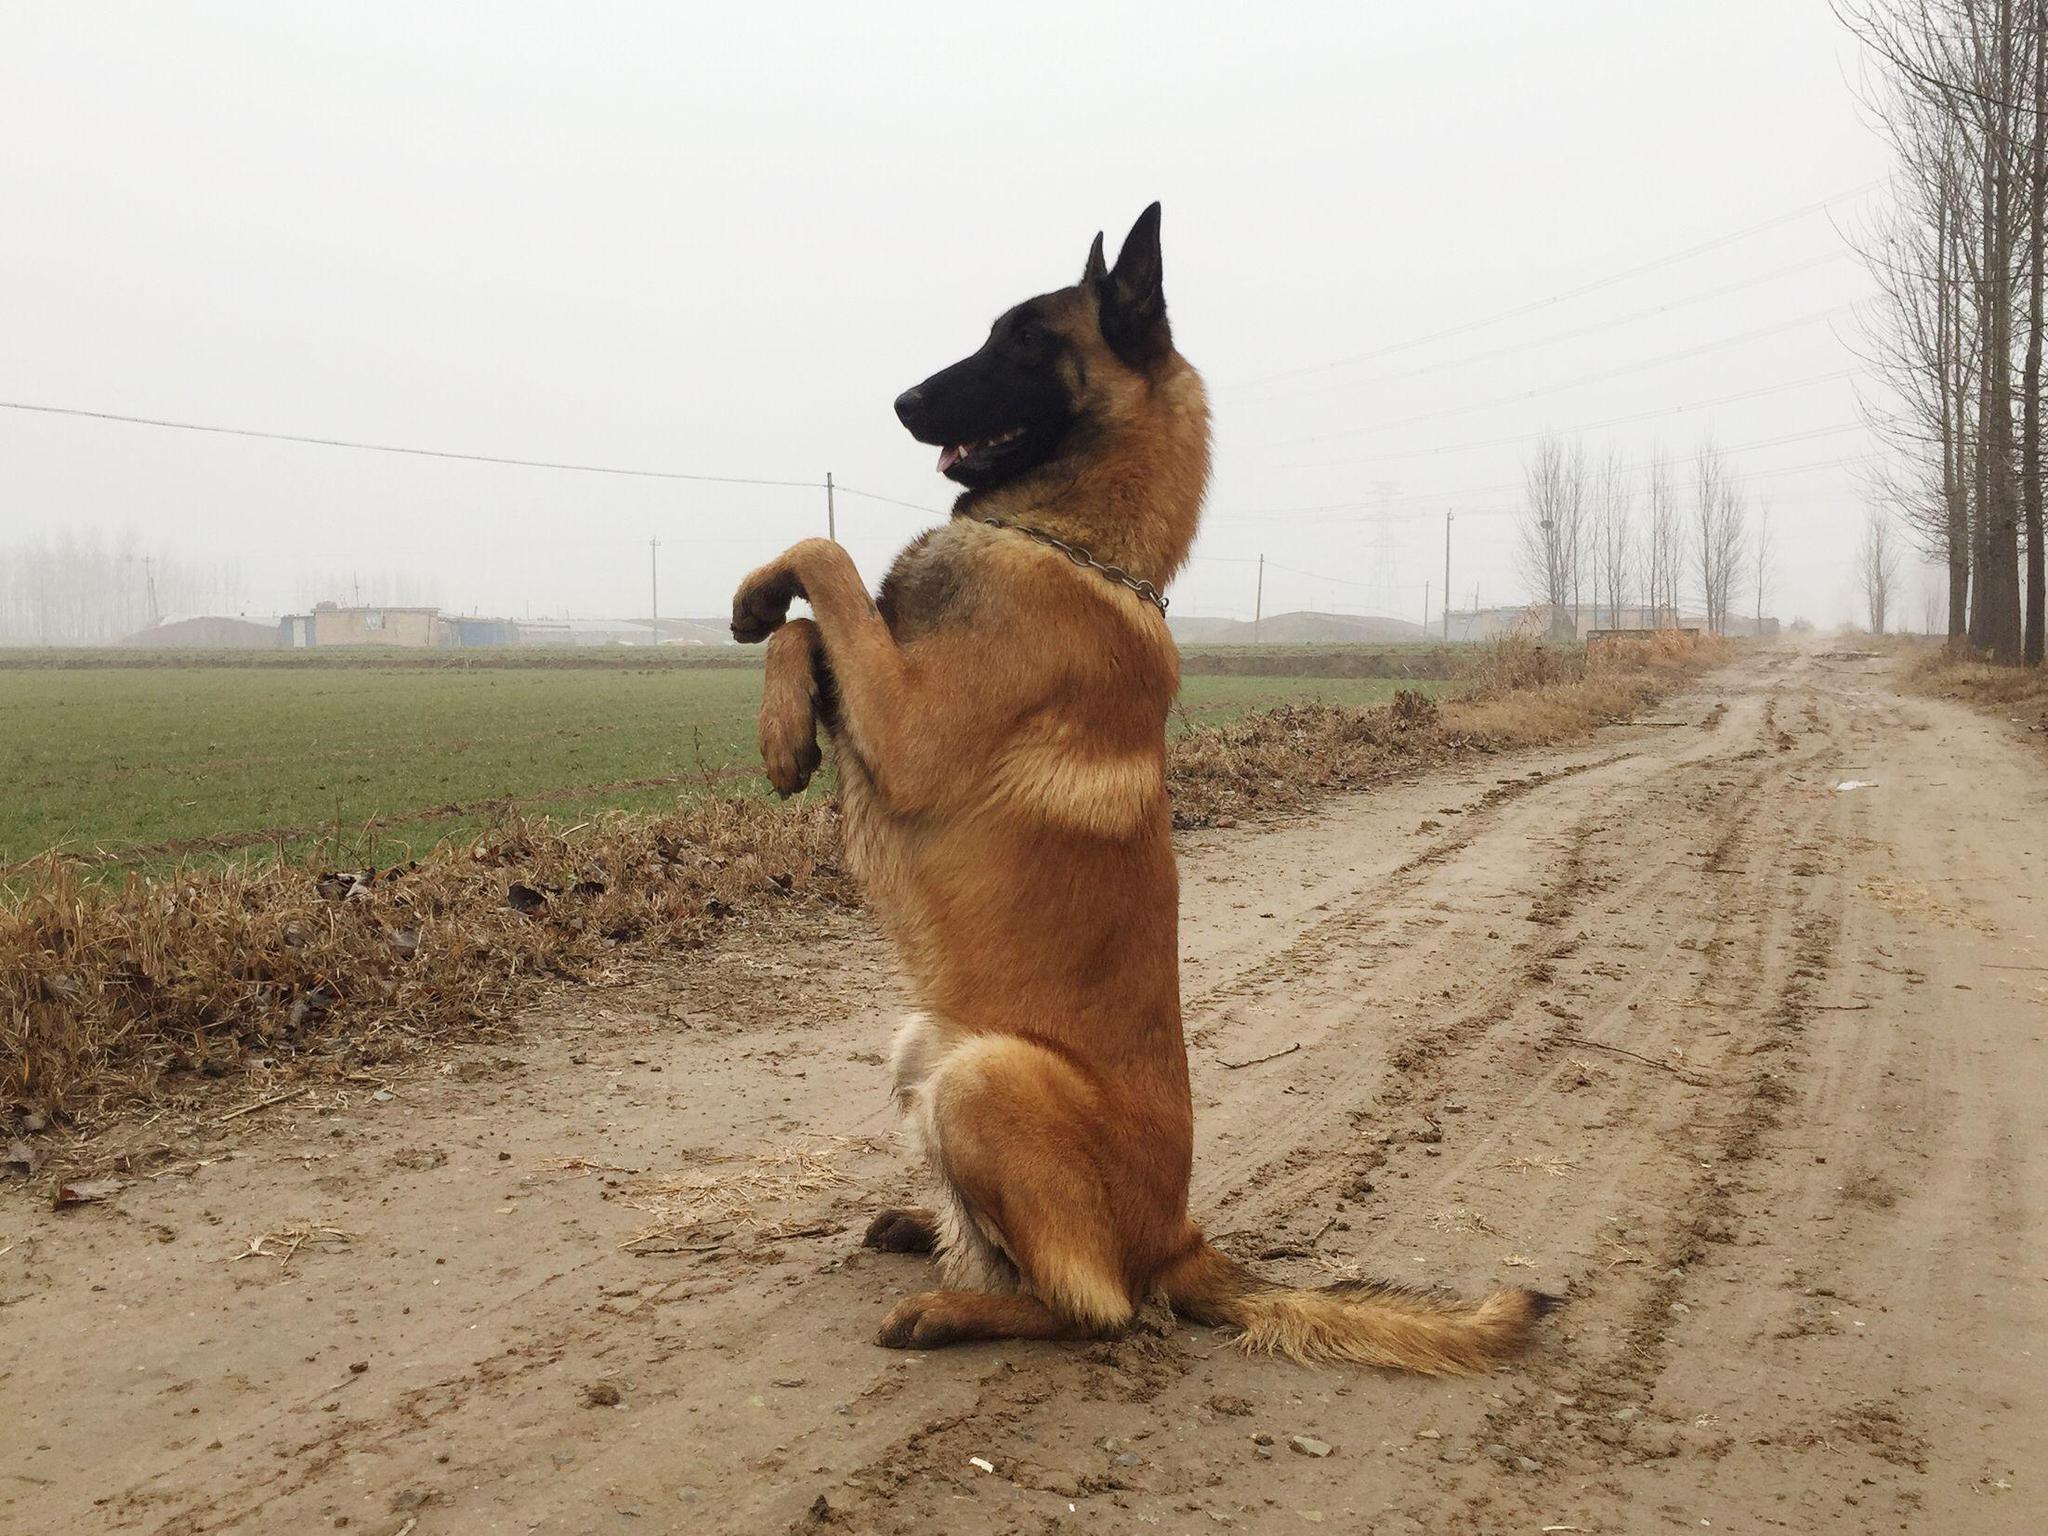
[52,1176,125,1209]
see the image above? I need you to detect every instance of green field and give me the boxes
[1,655,1444,873]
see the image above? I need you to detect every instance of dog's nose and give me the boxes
[893,386,924,427]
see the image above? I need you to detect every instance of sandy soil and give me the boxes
[5,643,2044,1535]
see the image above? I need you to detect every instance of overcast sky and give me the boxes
[0,3,1905,629]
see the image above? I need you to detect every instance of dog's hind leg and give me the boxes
[860,1013,954,1259]
[878,1035,1135,1349]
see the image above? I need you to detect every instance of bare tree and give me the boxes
[1640,447,1683,626]
[1920,560,1953,631]
[1517,434,1586,640]
[1754,500,1776,632]
[1840,0,2037,663]
[0,533,248,645]
[1857,508,1904,632]
[1692,440,1747,635]
[1844,3,1978,642]
[1593,452,1635,627]
[1562,458,1590,634]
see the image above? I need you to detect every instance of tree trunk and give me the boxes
[1941,194,1973,643]
[1972,114,1999,653]
[2030,0,2048,663]
[1987,0,2026,662]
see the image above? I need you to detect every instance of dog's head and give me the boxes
[894,203,1176,490]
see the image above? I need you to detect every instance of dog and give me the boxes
[730,204,1551,1370]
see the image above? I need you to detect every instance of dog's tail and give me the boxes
[1156,1238,1555,1376]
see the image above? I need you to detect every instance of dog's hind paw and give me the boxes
[862,1207,939,1254]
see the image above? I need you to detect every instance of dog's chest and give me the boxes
[876,525,982,642]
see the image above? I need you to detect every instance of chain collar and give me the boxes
[972,517,1169,615]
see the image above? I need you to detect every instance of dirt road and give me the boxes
[6,644,2044,1534]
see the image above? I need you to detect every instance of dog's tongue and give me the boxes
[937,443,964,474]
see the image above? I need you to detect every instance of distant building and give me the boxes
[1443,604,1702,642]
[279,602,446,648]
[1442,603,1580,642]
[515,618,658,647]
[273,605,678,649]
[122,614,281,649]
[450,616,520,647]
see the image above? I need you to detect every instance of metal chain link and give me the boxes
[973,517,1169,615]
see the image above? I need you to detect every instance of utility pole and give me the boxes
[1423,579,1431,632]
[1254,554,1265,643]
[826,471,836,540]
[143,555,160,627]
[1442,510,1453,642]
[649,536,661,635]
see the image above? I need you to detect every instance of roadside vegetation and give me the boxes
[1,633,1719,1162]
[1904,645,2048,723]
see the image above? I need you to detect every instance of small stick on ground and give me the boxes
[1555,1036,1716,1086]
[1218,1042,1301,1070]
[213,1086,309,1125]
[1603,1237,1646,1268]
[540,1157,639,1176]
[1808,1003,1873,1011]
[1498,1155,1577,1177]
[231,1224,354,1268]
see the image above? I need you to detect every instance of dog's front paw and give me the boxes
[731,562,800,643]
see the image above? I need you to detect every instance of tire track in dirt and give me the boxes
[1450,774,1850,1522]
[1216,713,1796,1249]
[800,663,1847,1534]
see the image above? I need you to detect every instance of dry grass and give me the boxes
[1168,629,1721,829]
[613,1137,887,1252]
[2,633,1720,1142]
[3,797,850,1134]
[1904,647,2048,719]
[1855,873,1990,932]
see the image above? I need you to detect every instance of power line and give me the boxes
[831,483,945,516]
[1418,450,1885,521]
[0,399,827,490]
[1231,252,1855,405]
[1268,367,1866,471]
[1229,179,1887,390]
[1242,301,1870,454]
[1264,557,1377,590]
[1211,421,1876,529]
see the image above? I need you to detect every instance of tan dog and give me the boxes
[731,205,1550,1370]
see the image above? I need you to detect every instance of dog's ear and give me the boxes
[1098,202,1170,366]
[1081,230,1108,289]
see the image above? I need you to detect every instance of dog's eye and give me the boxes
[1016,322,1047,348]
